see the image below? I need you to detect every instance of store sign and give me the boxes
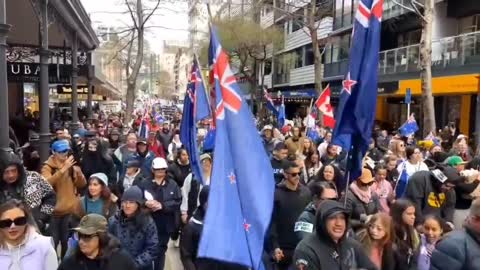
[57,85,93,94]
[7,62,88,83]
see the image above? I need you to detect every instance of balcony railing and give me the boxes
[379,31,480,75]
[383,0,423,20]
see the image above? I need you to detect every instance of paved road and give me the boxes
[164,240,183,270]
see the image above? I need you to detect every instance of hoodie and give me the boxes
[0,153,56,229]
[41,155,87,216]
[293,201,377,270]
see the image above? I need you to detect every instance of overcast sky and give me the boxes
[81,0,190,52]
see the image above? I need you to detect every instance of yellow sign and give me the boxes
[395,74,480,96]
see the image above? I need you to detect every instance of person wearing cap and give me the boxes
[41,139,86,258]
[293,200,377,270]
[269,161,312,270]
[341,168,382,231]
[447,155,467,173]
[58,214,137,270]
[140,157,181,270]
[262,125,275,155]
[405,165,459,226]
[108,186,159,270]
[130,137,156,179]
[0,151,56,234]
[117,159,146,197]
[181,153,212,224]
[76,173,118,219]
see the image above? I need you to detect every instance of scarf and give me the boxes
[350,181,372,204]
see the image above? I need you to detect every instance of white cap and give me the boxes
[152,157,168,170]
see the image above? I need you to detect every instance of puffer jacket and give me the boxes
[0,153,56,230]
[108,211,159,270]
[341,187,382,230]
[293,200,377,270]
[294,202,316,242]
[430,226,480,270]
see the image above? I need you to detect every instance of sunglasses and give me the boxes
[0,216,27,229]
[55,150,69,155]
[77,232,98,241]
[287,172,300,177]
[360,181,375,187]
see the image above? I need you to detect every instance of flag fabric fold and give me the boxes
[332,0,384,181]
[179,61,206,185]
[198,27,275,270]
[263,88,279,116]
[277,95,286,128]
[192,55,211,122]
[399,114,419,137]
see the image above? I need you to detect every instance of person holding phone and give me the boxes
[41,139,87,259]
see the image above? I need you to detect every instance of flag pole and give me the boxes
[194,53,211,110]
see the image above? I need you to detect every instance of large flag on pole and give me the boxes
[179,62,206,185]
[193,55,211,122]
[399,114,419,137]
[332,0,384,181]
[277,95,285,128]
[198,27,275,270]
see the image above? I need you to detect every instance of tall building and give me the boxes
[258,0,333,117]
[324,0,480,135]
[159,41,190,98]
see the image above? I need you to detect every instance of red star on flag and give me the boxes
[243,219,251,232]
[228,172,236,184]
[342,72,357,95]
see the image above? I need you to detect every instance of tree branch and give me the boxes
[125,0,139,30]
[142,0,162,28]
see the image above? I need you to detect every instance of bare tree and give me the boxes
[394,0,435,135]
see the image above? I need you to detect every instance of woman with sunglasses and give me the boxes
[59,213,136,270]
[0,199,58,270]
[341,168,382,231]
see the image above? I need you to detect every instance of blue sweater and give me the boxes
[80,196,104,216]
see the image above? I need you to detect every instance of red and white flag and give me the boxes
[315,84,335,128]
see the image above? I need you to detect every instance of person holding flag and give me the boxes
[197,26,275,270]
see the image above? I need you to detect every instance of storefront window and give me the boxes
[23,83,39,112]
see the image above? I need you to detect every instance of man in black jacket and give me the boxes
[141,157,182,270]
[293,200,376,270]
[295,182,337,241]
[271,142,289,184]
[269,161,311,270]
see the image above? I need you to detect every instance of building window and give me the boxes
[265,59,272,75]
[334,0,343,29]
[294,48,303,68]
[305,44,314,66]
[325,44,333,64]
[292,19,303,32]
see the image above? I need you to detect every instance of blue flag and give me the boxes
[198,27,275,270]
[263,88,278,116]
[277,95,285,128]
[192,56,211,122]
[332,0,384,181]
[202,127,216,152]
[179,64,205,185]
[399,114,419,137]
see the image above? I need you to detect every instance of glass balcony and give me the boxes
[383,0,422,20]
[378,31,480,75]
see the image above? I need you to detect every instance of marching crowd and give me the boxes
[0,108,479,270]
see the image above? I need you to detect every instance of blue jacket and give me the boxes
[108,211,159,270]
[130,151,156,179]
[430,227,480,270]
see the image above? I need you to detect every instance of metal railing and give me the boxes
[378,31,480,75]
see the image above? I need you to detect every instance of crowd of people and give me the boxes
[0,107,480,270]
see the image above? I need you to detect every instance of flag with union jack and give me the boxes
[198,27,275,270]
[332,0,384,181]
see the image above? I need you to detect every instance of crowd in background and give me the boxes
[0,106,479,270]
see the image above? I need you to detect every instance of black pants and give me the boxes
[51,214,71,259]
[154,233,170,270]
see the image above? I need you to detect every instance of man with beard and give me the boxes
[157,121,173,154]
[293,200,376,270]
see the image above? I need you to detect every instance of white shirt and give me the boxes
[181,173,211,213]
[397,160,429,179]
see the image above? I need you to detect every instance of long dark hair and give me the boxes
[315,164,342,191]
[390,199,419,252]
[0,199,36,248]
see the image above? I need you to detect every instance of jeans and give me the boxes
[154,233,170,270]
[51,214,71,259]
